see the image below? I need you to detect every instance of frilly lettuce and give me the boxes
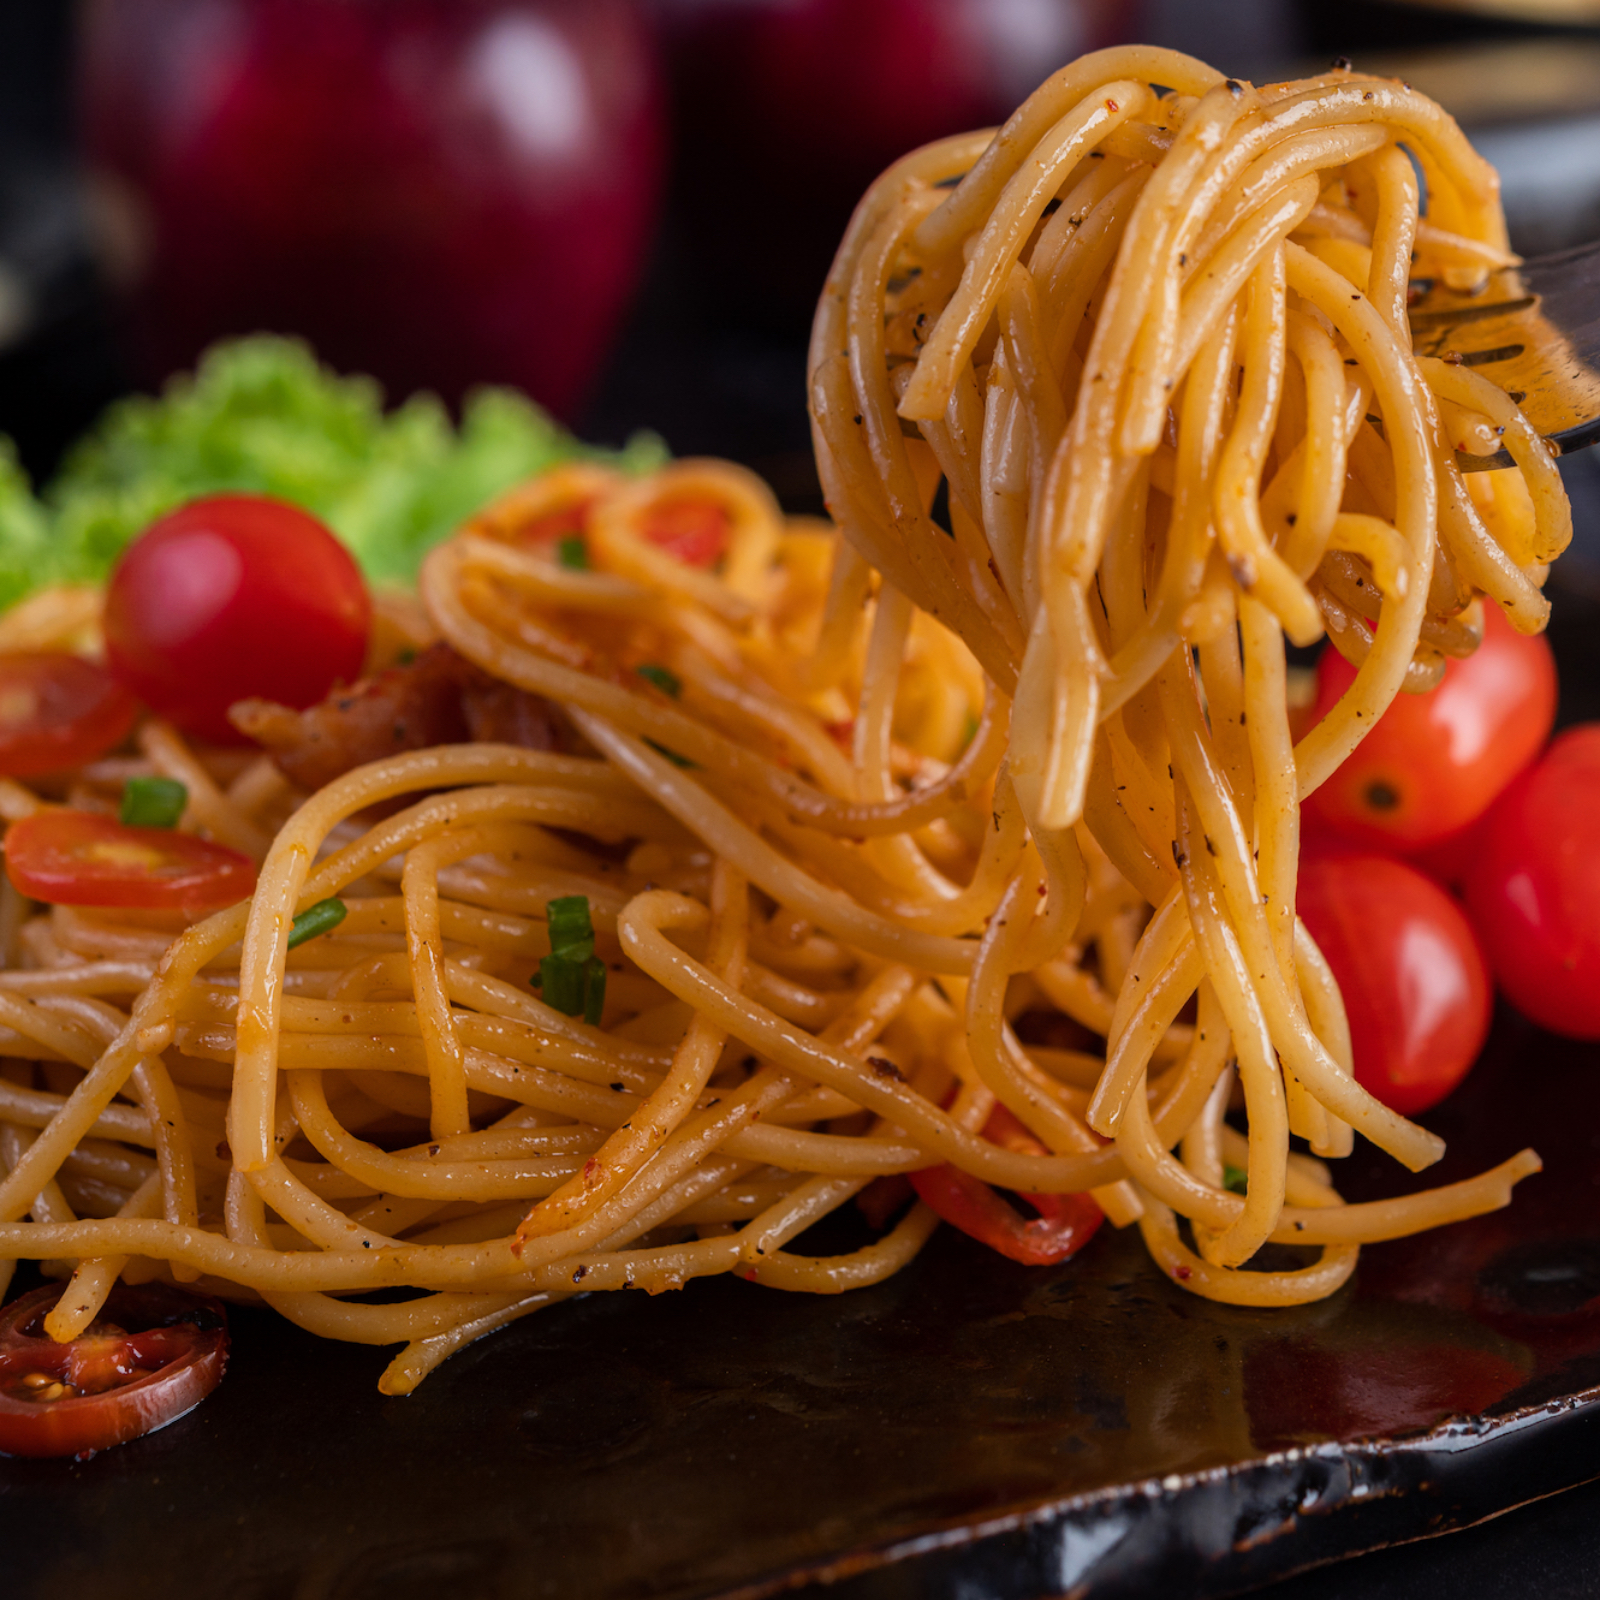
[0,442,53,613]
[0,335,664,604]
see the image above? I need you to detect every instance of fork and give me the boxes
[1410,240,1600,470]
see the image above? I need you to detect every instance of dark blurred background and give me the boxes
[5,0,1600,617]
[6,0,1600,526]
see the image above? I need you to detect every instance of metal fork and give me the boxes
[1410,241,1600,470]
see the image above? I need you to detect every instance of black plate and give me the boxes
[3,594,1600,1600]
[3,1010,1600,1600]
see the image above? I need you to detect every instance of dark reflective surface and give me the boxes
[1,997,1599,1600]
[0,10,1595,1591]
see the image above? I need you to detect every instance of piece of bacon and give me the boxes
[230,642,560,790]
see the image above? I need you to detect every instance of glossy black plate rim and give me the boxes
[719,1388,1600,1599]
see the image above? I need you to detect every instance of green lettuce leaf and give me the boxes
[0,334,664,600]
[0,439,55,611]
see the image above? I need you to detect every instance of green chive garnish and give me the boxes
[539,953,587,1015]
[636,663,681,698]
[287,898,347,951]
[537,952,608,1024]
[545,895,595,961]
[556,535,588,570]
[537,897,607,1023]
[119,776,187,829]
[1222,1163,1248,1196]
[645,738,696,769]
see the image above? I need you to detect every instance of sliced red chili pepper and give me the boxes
[909,1103,1103,1267]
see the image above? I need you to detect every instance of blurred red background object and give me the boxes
[78,0,665,417]
[654,0,1138,335]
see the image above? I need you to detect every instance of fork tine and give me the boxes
[1411,240,1600,469]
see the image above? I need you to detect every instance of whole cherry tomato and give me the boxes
[1303,603,1556,852]
[0,653,138,778]
[1463,724,1600,1039]
[0,1282,228,1459]
[103,494,370,744]
[1297,852,1493,1116]
[5,811,258,914]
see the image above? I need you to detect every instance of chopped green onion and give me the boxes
[583,956,607,1027]
[556,535,588,570]
[636,663,681,698]
[119,776,188,829]
[535,896,608,1023]
[287,897,347,951]
[537,952,607,1024]
[958,711,980,752]
[645,738,696,769]
[1222,1163,1248,1196]
[539,953,587,1015]
[545,894,595,961]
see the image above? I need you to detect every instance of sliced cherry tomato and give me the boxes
[1303,603,1556,852]
[1297,852,1492,1116]
[517,500,594,549]
[639,497,729,568]
[909,1103,1103,1267]
[0,652,137,778]
[5,810,257,913]
[0,1282,228,1459]
[1463,724,1600,1039]
[104,494,371,745]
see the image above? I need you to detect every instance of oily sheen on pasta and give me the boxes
[0,49,1560,1392]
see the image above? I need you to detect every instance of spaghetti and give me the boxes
[0,49,1562,1394]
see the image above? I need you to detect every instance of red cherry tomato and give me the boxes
[5,811,257,913]
[1303,603,1556,851]
[1463,725,1600,1039]
[0,653,138,778]
[909,1103,1103,1267]
[1297,852,1492,1116]
[640,498,730,568]
[512,494,727,569]
[518,500,595,550]
[0,1282,228,1459]
[103,494,371,745]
